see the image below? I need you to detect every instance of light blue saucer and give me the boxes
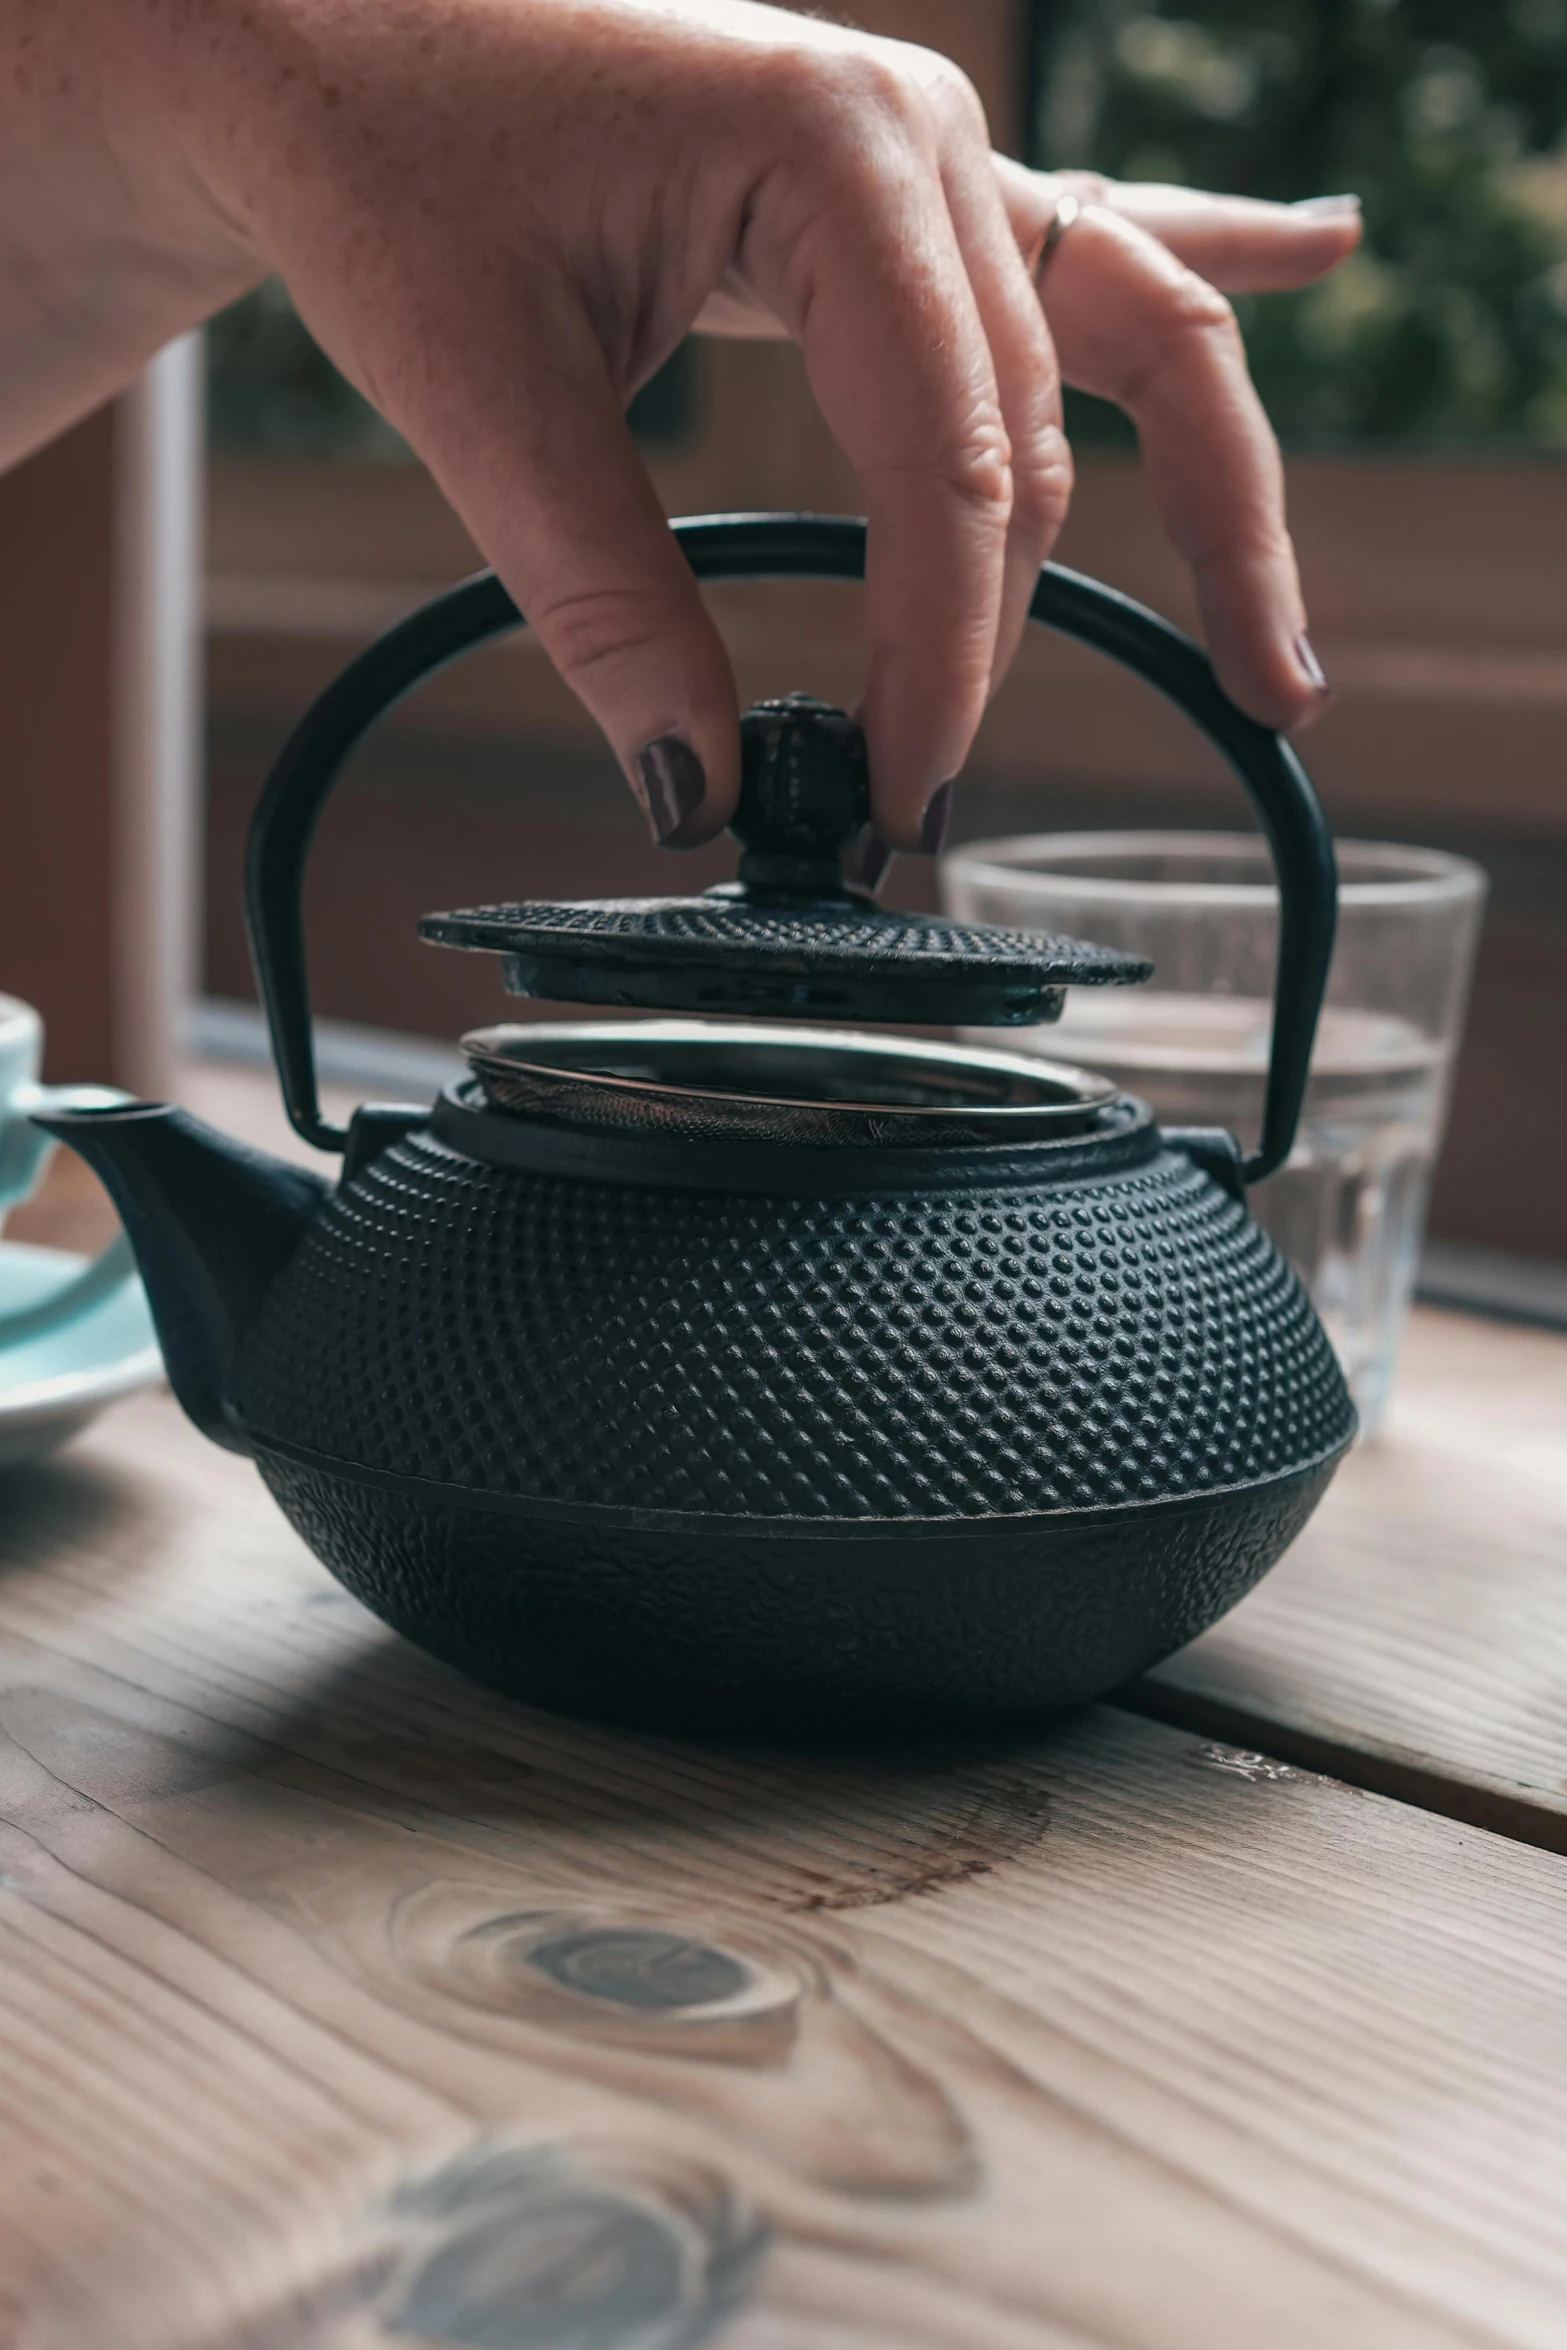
[0,1242,163,1470]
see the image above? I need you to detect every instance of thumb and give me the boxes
[408,324,740,846]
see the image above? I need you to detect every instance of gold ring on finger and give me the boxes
[1032,192,1082,287]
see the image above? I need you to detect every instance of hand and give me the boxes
[0,0,1360,851]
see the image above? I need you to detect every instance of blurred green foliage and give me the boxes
[1035,0,1567,450]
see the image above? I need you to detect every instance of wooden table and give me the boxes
[4,1074,1566,2348]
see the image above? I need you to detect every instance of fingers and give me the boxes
[1033,201,1326,730]
[993,156,1361,293]
[1073,181,1361,292]
[752,67,1014,848]
[389,290,742,845]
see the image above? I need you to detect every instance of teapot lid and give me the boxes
[420,695,1149,1026]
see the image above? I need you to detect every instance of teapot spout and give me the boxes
[30,1101,329,1454]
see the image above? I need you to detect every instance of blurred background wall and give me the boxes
[0,343,200,1102]
[14,0,1562,1264]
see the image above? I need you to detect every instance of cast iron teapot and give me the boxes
[40,516,1354,1736]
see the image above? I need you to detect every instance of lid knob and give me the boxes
[730,695,869,897]
[416,682,1152,1027]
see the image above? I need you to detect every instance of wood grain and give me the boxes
[2,1391,1567,2347]
[1136,1306,1567,1847]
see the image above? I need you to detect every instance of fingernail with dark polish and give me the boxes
[1293,633,1331,698]
[920,781,955,856]
[635,734,706,844]
[845,826,894,895]
[1293,193,1361,218]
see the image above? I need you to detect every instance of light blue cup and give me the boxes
[0,992,136,1349]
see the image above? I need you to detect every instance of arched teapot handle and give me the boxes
[246,511,1335,1182]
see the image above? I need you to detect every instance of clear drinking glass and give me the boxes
[941,834,1487,1435]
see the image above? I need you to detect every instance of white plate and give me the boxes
[0,1242,163,1471]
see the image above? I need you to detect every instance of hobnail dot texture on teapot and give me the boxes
[235,1136,1353,1519]
[420,897,1144,974]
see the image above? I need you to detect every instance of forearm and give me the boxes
[0,0,255,466]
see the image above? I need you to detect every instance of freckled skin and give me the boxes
[0,0,1356,842]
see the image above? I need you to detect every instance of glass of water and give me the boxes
[941,834,1487,1435]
